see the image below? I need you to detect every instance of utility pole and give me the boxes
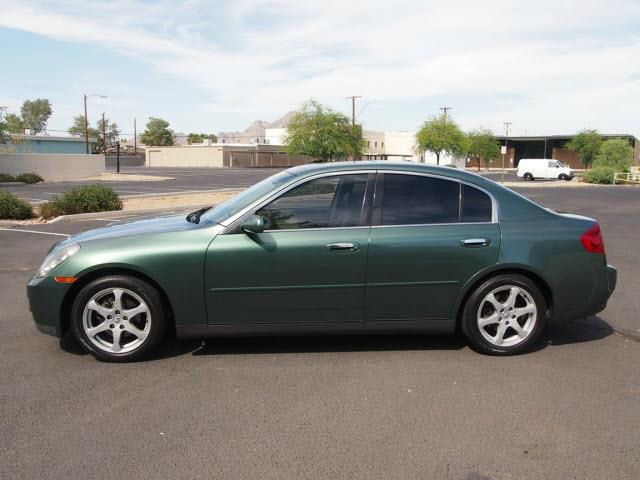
[440,106,452,120]
[83,94,107,154]
[133,118,137,154]
[346,95,362,161]
[83,95,89,154]
[346,95,362,126]
[501,122,512,184]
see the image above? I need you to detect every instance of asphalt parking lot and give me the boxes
[2,166,280,203]
[1,178,639,479]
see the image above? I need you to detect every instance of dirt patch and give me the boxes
[77,173,175,182]
[122,190,241,211]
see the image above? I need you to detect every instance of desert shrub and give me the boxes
[39,202,65,220]
[582,167,617,184]
[40,184,122,219]
[0,191,33,219]
[0,173,16,182]
[15,172,43,184]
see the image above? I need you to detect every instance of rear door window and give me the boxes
[378,174,459,225]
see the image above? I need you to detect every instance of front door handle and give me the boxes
[461,238,491,247]
[326,242,359,252]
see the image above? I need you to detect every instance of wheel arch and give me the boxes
[60,266,175,336]
[452,265,554,330]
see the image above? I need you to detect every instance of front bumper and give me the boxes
[27,276,69,338]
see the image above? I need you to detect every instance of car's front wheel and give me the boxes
[523,172,534,181]
[558,173,569,181]
[461,274,546,355]
[71,275,167,362]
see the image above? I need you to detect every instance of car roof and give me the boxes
[286,160,495,187]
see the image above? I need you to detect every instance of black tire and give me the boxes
[523,172,534,181]
[461,274,547,355]
[71,275,167,362]
[558,174,568,181]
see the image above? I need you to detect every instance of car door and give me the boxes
[365,172,500,323]
[205,172,374,325]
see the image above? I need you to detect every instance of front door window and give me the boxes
[257,174,369,230]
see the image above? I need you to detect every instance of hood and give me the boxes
[65,214,198,245]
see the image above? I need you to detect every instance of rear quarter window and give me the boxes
[461,184,493,223]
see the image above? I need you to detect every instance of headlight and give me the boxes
[35,243,81,278]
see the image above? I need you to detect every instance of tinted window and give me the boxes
[257,174,368,230]
[380,174,459,225]
[461,184,492,222]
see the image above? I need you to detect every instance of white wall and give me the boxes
[146,146,224,167]
[0,153,104,181]
[265,128,286,145]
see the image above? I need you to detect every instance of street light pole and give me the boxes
[502,122,512,184]
[102,112,106,153]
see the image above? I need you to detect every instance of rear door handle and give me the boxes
[326,242,359,252]
[461,238,491,247]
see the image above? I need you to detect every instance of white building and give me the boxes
[265,127,465,167]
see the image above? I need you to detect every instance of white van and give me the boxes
[517,159,574,181]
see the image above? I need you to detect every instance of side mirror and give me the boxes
[241,215,265,234]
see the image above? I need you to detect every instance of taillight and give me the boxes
[580,223,605,254]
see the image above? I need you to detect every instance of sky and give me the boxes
[1,0,639,139]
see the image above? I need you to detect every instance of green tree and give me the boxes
[0,110,8,143]
[6,113,24,134]
[68,115,99,139]
[97,117,121,151]
[141,117,174,146]
[20,99,52,134]
[187,133,217,144]
[593,139,634,171]
[283,100,365,161]
[415,114,466,165]
[565,129,602,169]
[465,128,501,171]
[68,115,101,152]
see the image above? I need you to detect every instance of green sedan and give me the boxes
[27,162,617,361]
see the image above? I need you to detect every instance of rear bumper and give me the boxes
[551,264,616,323]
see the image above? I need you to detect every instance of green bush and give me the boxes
[15,172,43,184]
[0,173,16,182]
[40,184,122,219]
[583,167,617,184]
[0,191,34,219]
[593,139,633,171]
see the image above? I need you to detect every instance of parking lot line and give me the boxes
[0,228,70,237]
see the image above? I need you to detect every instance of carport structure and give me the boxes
[487,134,640,169]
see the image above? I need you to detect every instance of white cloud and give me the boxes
[1,0,639,135]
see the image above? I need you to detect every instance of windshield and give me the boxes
[199,170,295,225]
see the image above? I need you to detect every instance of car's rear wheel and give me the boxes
[523,172,534,181]
[461,274,546,355]
[71,275,167,362]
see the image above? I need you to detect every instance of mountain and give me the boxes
[217,111,294,143]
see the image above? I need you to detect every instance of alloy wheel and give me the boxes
[82,287,152,354]
[476,285,537,347]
